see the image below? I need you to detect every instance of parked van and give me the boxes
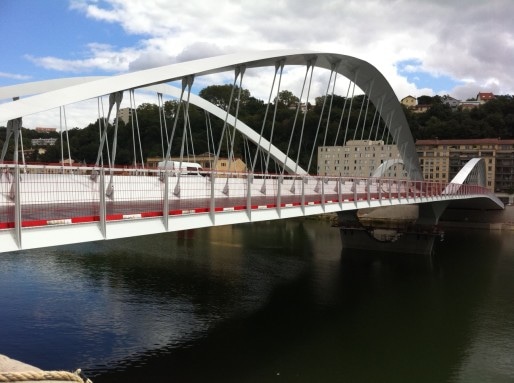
[157,160,204,176]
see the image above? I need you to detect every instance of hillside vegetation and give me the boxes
[1,87,513,172]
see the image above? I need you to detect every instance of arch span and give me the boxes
[0,50,422,180]
[0,77,308,175]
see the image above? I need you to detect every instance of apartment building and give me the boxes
[317,140,401,178]
[117,108,135,124]
[415,138,514,193]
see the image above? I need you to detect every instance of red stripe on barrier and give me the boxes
[22,220,48,227]
[214,207,223,212]
[72,216,99,223]
[141,211,162,218]
[267,204,276,208]
[0,222,14,229]
[234,205,246,210]
[194,207,209,213]
[169,210,183,215]
[106,214,123,221]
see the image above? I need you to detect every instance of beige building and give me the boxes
[415,138,514,193]
[400,95,416,108]
[117,108,134,124]
[317,140,401,178]
[147,153,247,174]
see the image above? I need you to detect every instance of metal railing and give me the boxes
[0,164,493,233]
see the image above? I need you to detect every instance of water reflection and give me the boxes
[0,221,513,383]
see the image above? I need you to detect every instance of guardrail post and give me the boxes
[321,176,325,210]
[210,172,216,224]
[14,163,22,249]
[163,170,169,231]
[366,178,370,204]
[338,177,343,208]
[247,172,252,220]
[99,168,107,239]
[301,176,306,214]
[277,175,282,217]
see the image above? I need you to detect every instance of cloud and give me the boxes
[89,1,514,95]
[0,72,32,81]
[11,0,514,131]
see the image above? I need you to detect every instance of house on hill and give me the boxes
[400,95,417,108]
[476,92,494,104]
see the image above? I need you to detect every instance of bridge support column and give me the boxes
[336,203,447,255]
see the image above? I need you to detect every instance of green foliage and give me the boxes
[1,86,513,171]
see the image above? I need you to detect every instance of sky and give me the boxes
[1,0,513,129]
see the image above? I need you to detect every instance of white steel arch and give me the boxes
[0,50,422,179]
[0,77,308,175]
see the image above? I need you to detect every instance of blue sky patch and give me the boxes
[396,59,462,94]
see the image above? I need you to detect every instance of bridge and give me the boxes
[0,50,504,253]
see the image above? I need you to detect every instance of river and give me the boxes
[0,219,513,382]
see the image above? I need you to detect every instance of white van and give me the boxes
[157,160,204,176]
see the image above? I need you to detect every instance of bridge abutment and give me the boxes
[337,204,446,255]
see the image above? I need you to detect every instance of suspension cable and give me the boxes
[163,80,188,169]
[321,64,339,148]
[157,93,165,158]
[131,90,145,168]
[341,72,358,147]
[227,66,246,176]
[281,63,311,175]
[293,59,316,175]
[369,96,385,141]
[251,63,280,173]
[359,81,374,140]
[264,61,284,174]
[352,87,367,141]
[129,90,137,167]
[307,64,335,174]
[333,79,352,146]
[215,72,239,173]
[174,75,194,195]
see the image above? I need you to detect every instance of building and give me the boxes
[458,100,481,110]
[400,92,494,113]
[442,95,460,109]
[415,138,514,193]
[400,95,417,108]
[476,92,494,104]
[147,153,247,174]
[31,138,58,146]
[317,140,402,178]
[117,108,135,124]
[35,127,57,133]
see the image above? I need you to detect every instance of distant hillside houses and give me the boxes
[400,92,494,113]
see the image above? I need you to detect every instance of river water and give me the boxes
[0,219,513,383]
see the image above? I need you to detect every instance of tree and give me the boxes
[275,90,299,108]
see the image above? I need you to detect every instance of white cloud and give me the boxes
[9,0,514,129]
[33,0,514,98]
[0,72,32,81]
